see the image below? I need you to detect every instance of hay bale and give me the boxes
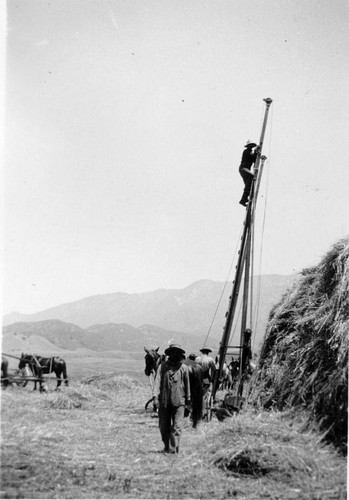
[253,237,348,452]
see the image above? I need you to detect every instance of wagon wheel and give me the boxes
[145,396,155,411]
[145,396,158,415]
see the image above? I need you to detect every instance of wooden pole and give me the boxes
[212,98,272,401]
[212,212,251,398]
[240,230,251,342]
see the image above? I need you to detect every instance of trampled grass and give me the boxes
[1,373,346,499]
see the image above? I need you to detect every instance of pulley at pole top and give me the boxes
[258,98,273,151]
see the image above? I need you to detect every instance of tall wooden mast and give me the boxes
[212,97,272,401]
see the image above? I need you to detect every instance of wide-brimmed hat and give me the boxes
[200,347,212,354]
[244,141,257,148]
[164,343,185,356]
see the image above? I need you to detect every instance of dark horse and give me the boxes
[144,347,204,428]
[1,355,9,388]
[144,347,165,412]
[18,353,68,391]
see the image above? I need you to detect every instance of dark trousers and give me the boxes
[239,169,253,203]
[159,405,185,453]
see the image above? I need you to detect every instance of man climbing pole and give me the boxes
[238,140,260,206]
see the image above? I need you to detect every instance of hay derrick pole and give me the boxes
[212,98,272,402]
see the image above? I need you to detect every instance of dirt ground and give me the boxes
[0,371,347,500]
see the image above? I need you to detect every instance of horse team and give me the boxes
[1,354,68,391]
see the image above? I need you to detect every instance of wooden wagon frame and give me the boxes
[1,352,69,390]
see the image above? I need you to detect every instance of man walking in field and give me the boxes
[154,344,191,454]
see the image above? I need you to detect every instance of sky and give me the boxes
[2,0,349,315]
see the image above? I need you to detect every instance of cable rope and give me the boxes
[202,224,243,347]
[249,100,270,341]
[258,103,265,140]
[251,200,263,345]
[206,100,272,353]
[252,105,273,346]
[252,272,262,346]
[252,179,270,345]
[229,290,243,345]
[224,101,265,351]
[250,220,254,329]
[251,215,266,346]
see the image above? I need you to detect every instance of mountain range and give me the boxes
[2,276,296,353]
[2,320,203,354]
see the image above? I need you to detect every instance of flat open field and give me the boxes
[0,354,347,499]
[2,350,146,381]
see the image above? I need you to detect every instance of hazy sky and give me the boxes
[2,0,349,315]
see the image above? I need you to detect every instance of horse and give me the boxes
[1,356,9,389]
[144,347,164,378]
[144,347,166,412]
[144,347,204,428]
[18,353,68,391]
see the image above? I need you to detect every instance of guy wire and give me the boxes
[252,105,273,345]
[202,224,243,347]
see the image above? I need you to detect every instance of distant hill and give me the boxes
[2,320,204,355]
[2,276,296,351]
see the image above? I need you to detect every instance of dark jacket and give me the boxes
[239,148,257,171]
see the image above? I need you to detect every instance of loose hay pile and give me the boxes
[42,373,144,411]
[46,389,88,409]
[206,412,346,498]
[214,446,271,476]
[80,372,141,391]
[254,237,348,453]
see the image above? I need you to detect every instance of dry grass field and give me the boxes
[0,361,346,500]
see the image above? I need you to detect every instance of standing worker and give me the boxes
[239,141,260,206]
[154,344,191,454]
[228,355,240,388]
[241,328,253,374]
[195,347,216,419]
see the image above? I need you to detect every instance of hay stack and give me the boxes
[255,237,348,452]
